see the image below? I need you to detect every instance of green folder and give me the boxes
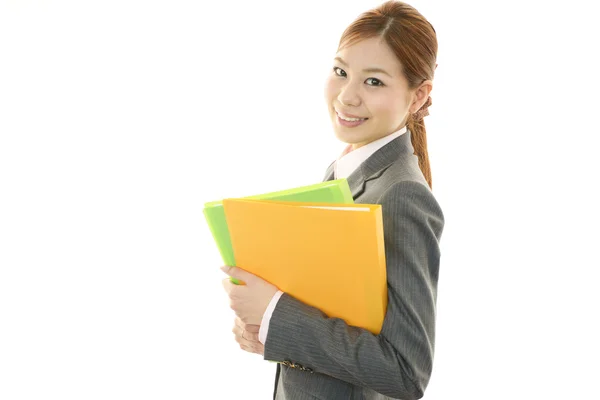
[203,178,354,284]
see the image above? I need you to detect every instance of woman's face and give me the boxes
[324,37,414,150]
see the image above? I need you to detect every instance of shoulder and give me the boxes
[380,180,443,219]
[382,150,428,186]
[378,150,440,202]
[376,165,444,236]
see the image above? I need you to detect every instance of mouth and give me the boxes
[335,111,369,122]
[335,111,369,128]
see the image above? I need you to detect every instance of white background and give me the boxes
[1,0,599,399]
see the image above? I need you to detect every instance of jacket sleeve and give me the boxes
[263,180,445,399]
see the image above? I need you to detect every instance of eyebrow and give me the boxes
[334,57,393,78]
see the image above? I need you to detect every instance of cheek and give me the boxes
[324,77,338,103]
[368,96,405,121]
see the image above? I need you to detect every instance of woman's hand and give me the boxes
[220,265,279,326]
[232,317,264,355]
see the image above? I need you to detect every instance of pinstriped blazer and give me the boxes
[264,129,445,400]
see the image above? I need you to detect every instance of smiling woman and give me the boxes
[220,2,444,399]
[325,13,437,187]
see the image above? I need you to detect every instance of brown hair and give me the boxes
[337,1,438,188]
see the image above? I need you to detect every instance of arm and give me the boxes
[263,180,445,399]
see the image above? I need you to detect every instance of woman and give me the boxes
[221,1,444,399]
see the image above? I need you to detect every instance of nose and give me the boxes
[337,81,361,108]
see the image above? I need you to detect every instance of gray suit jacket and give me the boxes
[264,129,445,400]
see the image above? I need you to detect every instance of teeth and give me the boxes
[338,113,366,122]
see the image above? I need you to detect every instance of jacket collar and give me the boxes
[322,129,414,199]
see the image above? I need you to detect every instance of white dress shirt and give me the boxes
[258,125,408,344]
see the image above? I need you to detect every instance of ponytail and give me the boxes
[407,115,432,189]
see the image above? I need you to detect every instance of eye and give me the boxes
[333,66,346,77]
[333,67,384,87]
[366,78,384,87]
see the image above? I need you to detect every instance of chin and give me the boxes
[333,129,363,144]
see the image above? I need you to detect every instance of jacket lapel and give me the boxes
[322,161,335,182]
[322,129,414,200]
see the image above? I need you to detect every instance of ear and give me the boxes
[409,80,433,114]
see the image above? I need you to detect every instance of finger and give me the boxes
[245,324,260,334]
[233,327,251,345]
[253,342,265,355]
[235,317,260,334]
[244,329,259,342]
[232,324,242,337]
[240,341,264,355]
[246,341,264,355]
[222,278,245,295]
[249,343,265,355]
[220,265,253,285]
[232,323,259,342]
[234,316,244,330]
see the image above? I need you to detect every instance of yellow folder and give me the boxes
[222,198,388,334]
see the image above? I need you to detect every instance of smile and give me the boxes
[336,112,369,127]
[336,111,368,121]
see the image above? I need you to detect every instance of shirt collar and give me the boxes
[334,125,407,180]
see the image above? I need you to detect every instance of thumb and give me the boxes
[220,265,253,284]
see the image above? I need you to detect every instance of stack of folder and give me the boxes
[203,179,388,334]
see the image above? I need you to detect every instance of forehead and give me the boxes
[336,37,402,72]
